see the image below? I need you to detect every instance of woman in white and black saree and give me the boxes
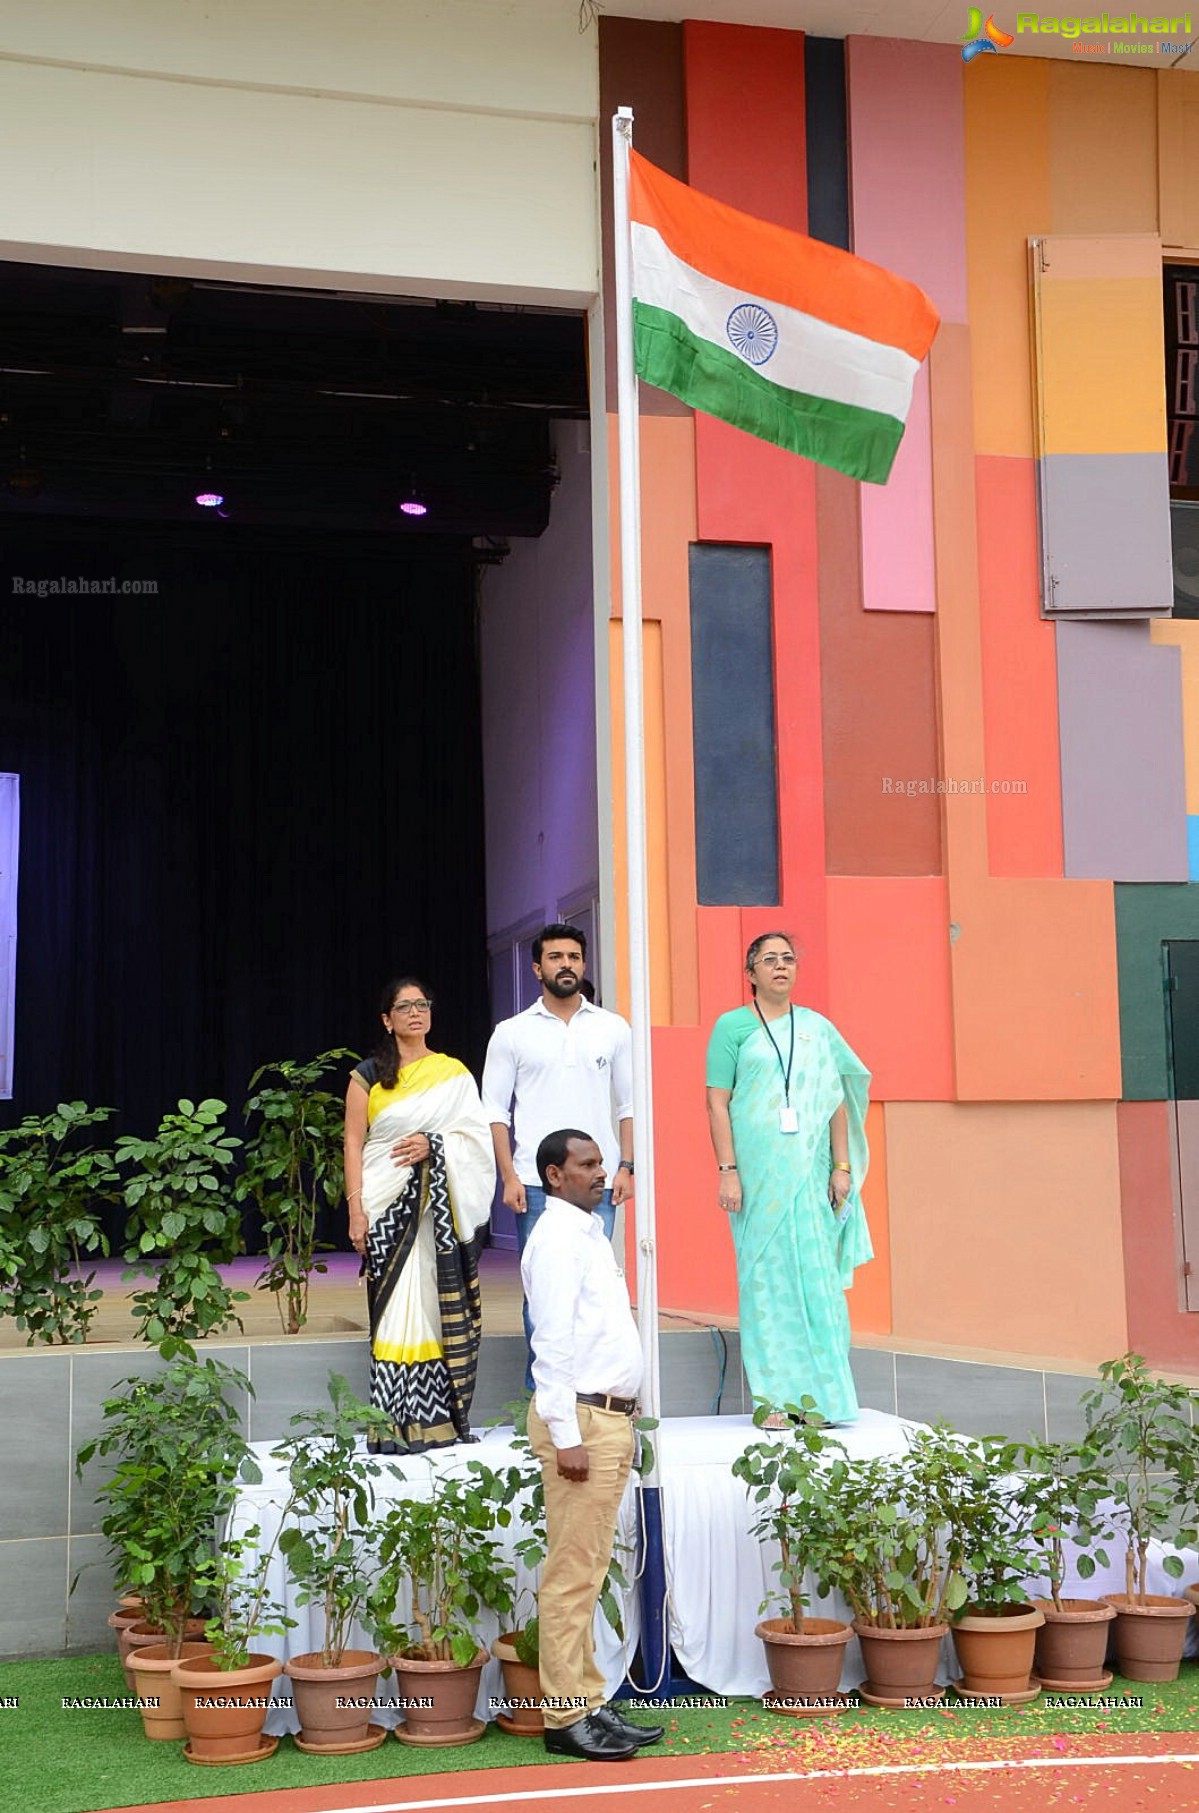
[344,977,494,1452]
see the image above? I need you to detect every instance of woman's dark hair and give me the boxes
[373,975,433,1089]
[744,931,797,997]
[532,921,586,964]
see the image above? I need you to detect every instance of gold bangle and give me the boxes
[832,1162,851,1174]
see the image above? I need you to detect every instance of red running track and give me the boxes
[93,1732,1199,1813]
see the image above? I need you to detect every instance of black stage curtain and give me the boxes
[0,527,491,1240]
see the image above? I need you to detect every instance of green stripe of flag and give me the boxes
[633,301,905,485]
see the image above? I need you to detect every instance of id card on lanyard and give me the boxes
[754,1002,800,1134]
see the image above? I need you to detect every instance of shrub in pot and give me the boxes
[1000,1434,1116,1690]
[733,1400,855,1713]
[173,1522,296,1763]
[826,1427,969,1708]
[0,1102,118,1345]
[947,1434,1043,1703]
[74,1339,254,1727]
[273,1374,398,1752]
[117,1098,248,1342]
[372,1470,518,1746]
[237,1051,354,1335]
[1081,1353,1199,1682]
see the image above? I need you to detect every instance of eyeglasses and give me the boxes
[392,999,432,1015]
[754,953,797,968]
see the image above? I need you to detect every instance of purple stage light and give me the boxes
[195,491,224,509]
[399,498,428,517]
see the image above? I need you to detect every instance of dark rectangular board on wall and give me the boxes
[804,38,849,252]
[689,543,780,906]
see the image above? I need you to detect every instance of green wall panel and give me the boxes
[1115,883,1199,1099]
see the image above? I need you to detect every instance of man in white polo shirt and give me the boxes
[482,923,633,1384]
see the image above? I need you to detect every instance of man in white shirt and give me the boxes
[482,923,634,1384]
[523,1129,663,1762]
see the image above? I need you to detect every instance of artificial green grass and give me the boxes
[0,1651,1197,1813]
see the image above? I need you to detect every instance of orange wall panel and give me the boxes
[887,1101,1129,1362]
[849,1099,892,1338]
[649,1023,738,1318]
[1047,62,1157,237]
[1118,1101,1199,1374]
[976,455,1064,879]
[817,465,943,876]
[964,59,1051,459]
[609,619,673,1026]
[825,877,954,1102]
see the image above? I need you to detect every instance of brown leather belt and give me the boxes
[577,1391,637,1415]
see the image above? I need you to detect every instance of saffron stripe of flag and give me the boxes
[628,150,940,484]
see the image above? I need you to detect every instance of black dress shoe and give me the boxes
[544,1714,639,1760]
[593,1703,666,1746]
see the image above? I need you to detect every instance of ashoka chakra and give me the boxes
[726,303,778,366]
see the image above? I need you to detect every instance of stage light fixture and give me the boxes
[399,479,428,518]
[195,490,225,509]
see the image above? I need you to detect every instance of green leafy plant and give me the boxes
[0,1102,118,1344]
[1080,1352,1199,1604]
[75,1339,255,1658]
[733,1398,848,1634]
[237,1050,354,1335]
[271,1373,399,1666]
[117,1098,247,1341]
[999,1435,1114,1613]
[199,1523,296,1670]
[372,1471,518,1669]
[949,1433,1037,1614]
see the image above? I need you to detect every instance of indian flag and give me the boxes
[629,151,940,485]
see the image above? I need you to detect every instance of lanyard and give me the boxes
[753,1002,795,1106]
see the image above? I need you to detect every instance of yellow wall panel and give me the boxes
[609,619,674,1026]
[1037,276,1168,455]
[965,58,1051,459]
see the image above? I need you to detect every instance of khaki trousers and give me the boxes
[528,1400,635,1729]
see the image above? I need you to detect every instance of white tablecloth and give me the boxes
[229,1410,1199,1731]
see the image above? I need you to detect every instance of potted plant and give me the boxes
[947,1433,1044,1704]
[1000,1434,1116,1690]
[274,1374,398,1753]
[117,1098,248,1342]
[0,1102,117,1344]
[172,1521,295,1763]
[1081,1352,1198,1681]
[827,1428,965,1708]
[733,1400,855,1714]
[74,1340,255,1736]
[372,1469,519,1746]
[237,1050,354,1334]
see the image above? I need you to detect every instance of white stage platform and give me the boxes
[230,1409,1199,1736]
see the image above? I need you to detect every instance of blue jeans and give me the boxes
[516,1186,617,1392]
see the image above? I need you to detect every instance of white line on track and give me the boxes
[302,1750,1199,1813]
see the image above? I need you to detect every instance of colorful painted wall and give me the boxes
[599,18,1199,1374]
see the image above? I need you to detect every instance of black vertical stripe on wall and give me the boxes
[689,543,780,907]
[805,38,850,252]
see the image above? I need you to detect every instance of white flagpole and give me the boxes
[611,106,660,1434]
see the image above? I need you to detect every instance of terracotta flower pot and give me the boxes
[491,1633,544,1735]
[284,1649,382,1751]
[389,1649,487,1746]
[171,1651,282,1761]
[754,1617,853,1711]
[1100,1593,1195,1683]
[1033,1598,1116,1690]
[128,1641,213,1740]
[854,1620,949,1707]
[952,1603,1044,1702]
[121,1618,208,1692]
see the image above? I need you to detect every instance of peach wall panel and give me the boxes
[976,455,1064,878]
[887,1101,1129,1362]
[609,619,673,1025]
[1150,619,1199,815]
[1118,1100,1199,1374]
[850,1099,892,1338]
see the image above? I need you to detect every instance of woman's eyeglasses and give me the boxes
[754,954,797,968]
[392,1000,432,1014]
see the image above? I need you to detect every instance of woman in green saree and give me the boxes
[705,932,872,1426]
